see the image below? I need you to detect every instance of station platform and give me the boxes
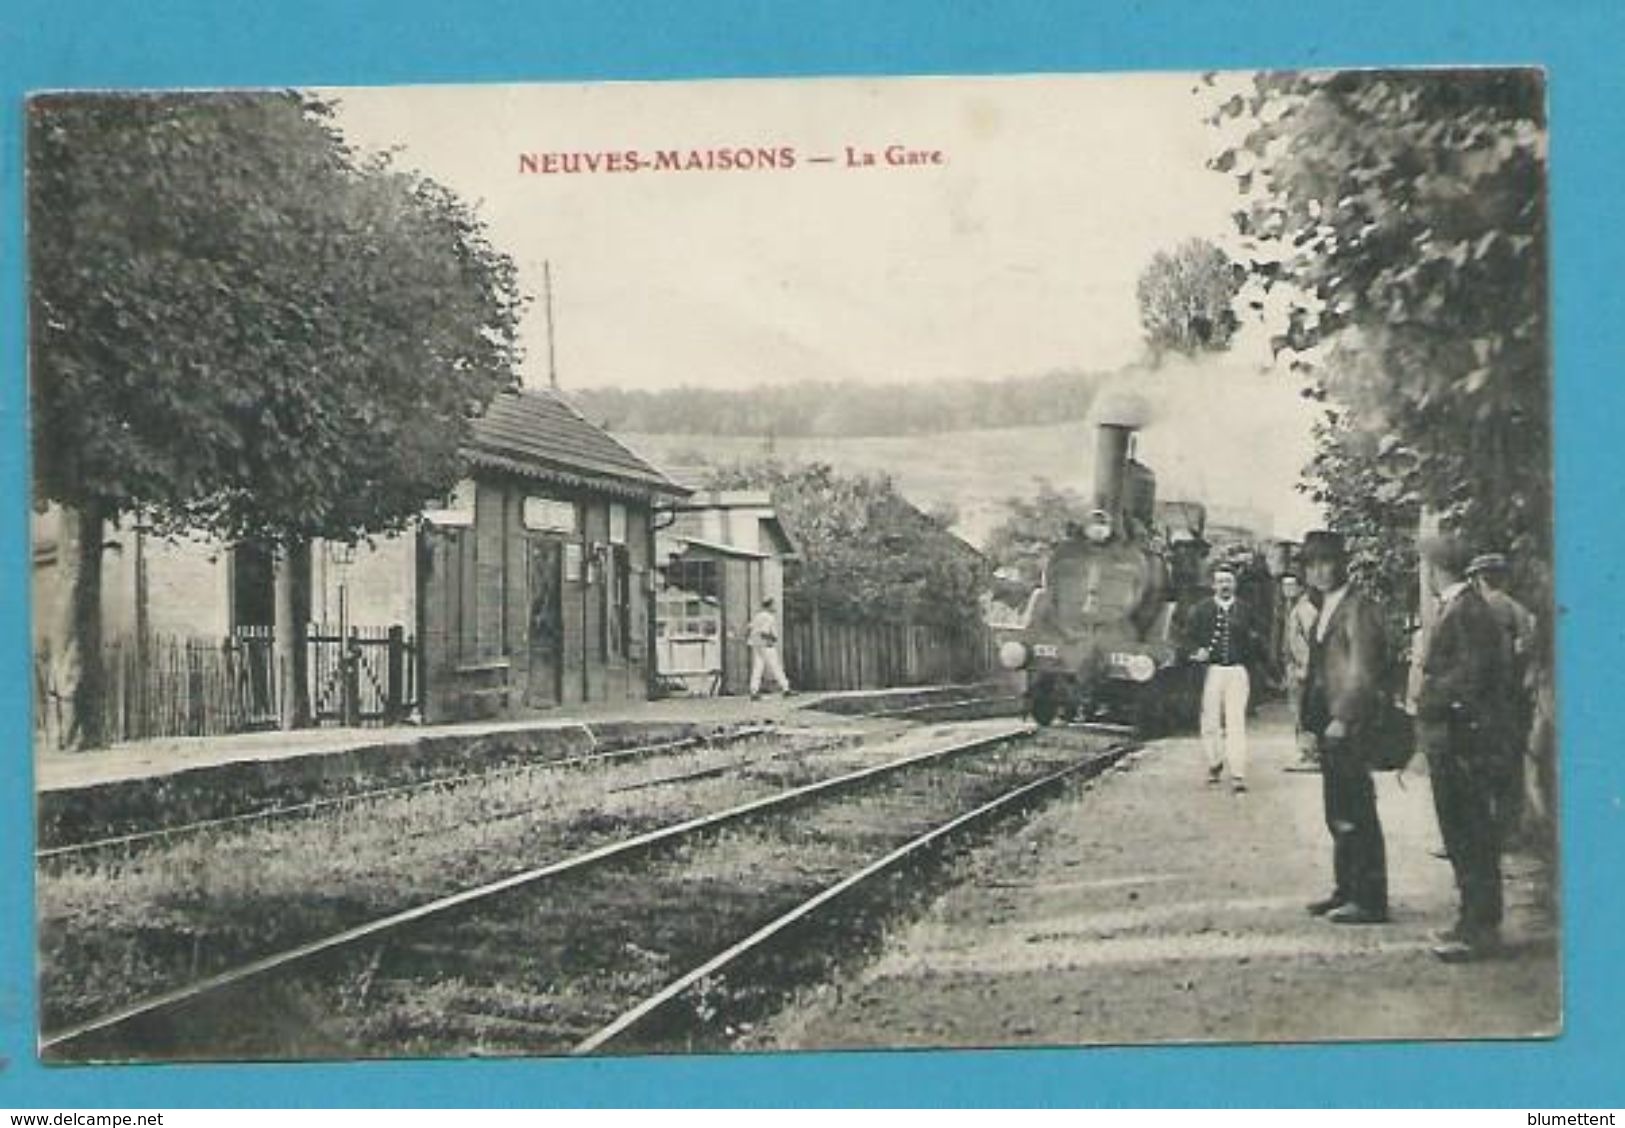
[32,685,955,795]
[762,706,1561,1049]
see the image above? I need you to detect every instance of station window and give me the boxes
[658,558,722,638]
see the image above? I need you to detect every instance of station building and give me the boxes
[31,388,688,742]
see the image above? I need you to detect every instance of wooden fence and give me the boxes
[33,624,417,748]
[33,630,281,748]
[782,614,999,692]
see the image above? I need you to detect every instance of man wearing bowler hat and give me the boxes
[1300,530,1392,924]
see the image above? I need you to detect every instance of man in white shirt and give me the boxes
[747,596,792,700]
[1183,564,1265,793]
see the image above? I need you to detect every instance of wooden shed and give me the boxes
[418,389,689,722]
[654,491,796,697]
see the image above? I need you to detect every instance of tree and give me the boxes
[1211,70,1549,595]
[1211,69,1554,841]
[30,92,525,746]
[1135,237,1243,356]
[701,458,988,630]
[1298,387,1423,659]
[981,479,1097,597]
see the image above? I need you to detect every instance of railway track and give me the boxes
[41,689,1020,863]
[37,726,789,862]
[574,730,1132,1054]
[44,721,1130,1061]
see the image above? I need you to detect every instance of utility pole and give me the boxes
[544,259,558,390]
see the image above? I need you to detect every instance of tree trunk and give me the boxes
[273,539,312,730]
[54,502,107,751]
[1405,507,1443,713]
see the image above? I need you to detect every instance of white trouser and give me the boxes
[1201,664,1251,780]
[750,645,789,695]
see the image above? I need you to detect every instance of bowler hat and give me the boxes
[1300,530,1346,563]
[1466,552,1508,576]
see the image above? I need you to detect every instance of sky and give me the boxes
[326,73,1323,536]
[327,73,1259,390]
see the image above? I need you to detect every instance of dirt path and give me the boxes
[759,707,1559,1050]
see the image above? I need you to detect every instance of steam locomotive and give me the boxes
[996,407,1216,730]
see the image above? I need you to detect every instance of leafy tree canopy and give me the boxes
[1211,69,1550,601]
[1136,237,1243,356]
[30,91,526,545]
[700,458,988,629]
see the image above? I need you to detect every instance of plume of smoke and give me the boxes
[1090,388,1155,430]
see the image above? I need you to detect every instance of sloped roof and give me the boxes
[465,389,688,501]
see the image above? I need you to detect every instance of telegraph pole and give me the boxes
[544,259,558,390]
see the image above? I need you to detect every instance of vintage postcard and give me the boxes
[28,70,1556,1064]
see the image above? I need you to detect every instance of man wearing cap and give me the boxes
[1300,530,1392,924]
[1421,536,1515,961]
[746,596,792,701]
[1467,552,1538,844]
[1183,563,1266,792]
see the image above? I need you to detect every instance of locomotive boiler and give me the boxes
[996,405,1204,729]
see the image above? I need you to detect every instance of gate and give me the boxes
[228,625,281,730]
[307,624,418,726]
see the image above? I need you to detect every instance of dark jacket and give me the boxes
[1301,587,1388,737]
[1182,595,1267,669]
[1418,585,1513,743]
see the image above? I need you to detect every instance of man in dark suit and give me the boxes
[1300,530,1392,924]
[1420,535,1516,961]
[1466,551,1538,847]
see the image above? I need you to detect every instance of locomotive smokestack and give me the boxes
[1090,392,1152,530]
[1094,423,1133,526]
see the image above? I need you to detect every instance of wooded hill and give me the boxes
[569,368,1108,438]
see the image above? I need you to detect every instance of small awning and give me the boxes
[670,536,771,560]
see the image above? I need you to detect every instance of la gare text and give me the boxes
[518,145,947,175]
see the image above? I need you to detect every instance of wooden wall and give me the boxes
[420,475,655,723]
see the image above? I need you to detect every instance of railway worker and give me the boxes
[1420,536,1516,962]
[747,596,793,701]
[1278,572,1321,769]
[1184,562,1265,793]
[1300,530,1392,925]
[1466,552,1538,847]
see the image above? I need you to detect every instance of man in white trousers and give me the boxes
[1184,564,1266,793]
[747,596,792,700]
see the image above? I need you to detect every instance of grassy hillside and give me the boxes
[617,360,1324,549]
[621,423,1095,550]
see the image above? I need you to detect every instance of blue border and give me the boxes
[4,0,1621,1108]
